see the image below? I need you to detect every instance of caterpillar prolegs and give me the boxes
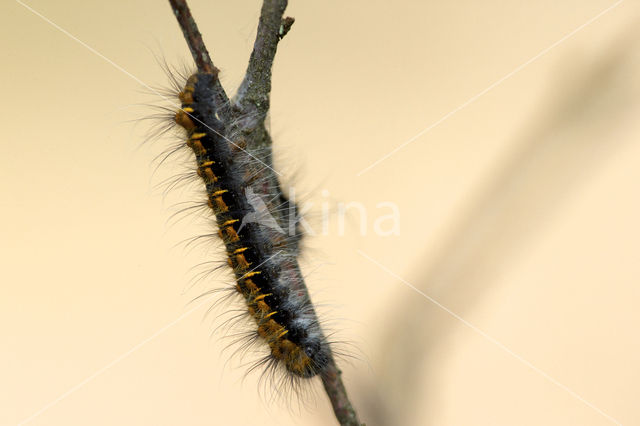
[174,72,330,379]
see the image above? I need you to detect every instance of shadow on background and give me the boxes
[361,27,640,426]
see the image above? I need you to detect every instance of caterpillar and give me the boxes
[171,71,331,381]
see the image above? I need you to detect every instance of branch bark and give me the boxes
[235,0,289,118]
[321,360,362,426]
[168,1,362,425]
[168,0,231,121]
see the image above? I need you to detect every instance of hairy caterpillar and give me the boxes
[166,71,332,382]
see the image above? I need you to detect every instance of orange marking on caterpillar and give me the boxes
[265,319,283,334]
[212,196,229,213]
[208,191,229,213]
[244,279,260,293]
[243,271,262,279]
[235,254,251,270]
[188,139,206,156]
[223,226,240,242]
[186,75,198,87]
[174,110,194,130]
[253,293,271,302]
[270,344,282,358]
[256,300,270,313]
[197,167,217,183]
[257,324,270,338]
[179,90,193,105]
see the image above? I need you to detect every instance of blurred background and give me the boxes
[2,1,640,425]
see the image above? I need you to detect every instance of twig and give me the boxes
[168,0,216,73]
[167,1,362,425]
[235,0,289,118]
[168,0,231,121]
[321,361,362,426]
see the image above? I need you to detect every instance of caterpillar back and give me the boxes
[173,72,331,379]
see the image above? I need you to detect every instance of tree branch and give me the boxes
[321,360,362,426]
[168,0,231,121]
[235,0,291,119]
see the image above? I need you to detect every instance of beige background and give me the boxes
[2,1,640,425]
